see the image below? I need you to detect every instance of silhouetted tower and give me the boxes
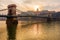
[6,4,18,40]
[36,8,39,16]
[37,8,39,12]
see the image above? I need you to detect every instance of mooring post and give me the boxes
[6,4,18,40]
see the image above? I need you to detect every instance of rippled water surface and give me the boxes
[0,21,60,40]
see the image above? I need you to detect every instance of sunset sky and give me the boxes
[0,0,60,11]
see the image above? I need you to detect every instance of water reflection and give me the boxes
[0,21,60,40]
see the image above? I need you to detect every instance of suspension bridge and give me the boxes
[0,7,50,27]
[0,4,52,40]
[0,8,49,21]
[0,8,50,29]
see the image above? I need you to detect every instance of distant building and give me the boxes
[17,10,60,21]
[51,12,60,21]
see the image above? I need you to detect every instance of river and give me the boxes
[0,21,60,40]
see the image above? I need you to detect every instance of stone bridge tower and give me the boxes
[6,4,18,40]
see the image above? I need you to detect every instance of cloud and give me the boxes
[0,0,60,11]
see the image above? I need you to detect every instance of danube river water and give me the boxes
[0,21,60,40]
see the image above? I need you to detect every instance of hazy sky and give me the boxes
[0,0,60,11]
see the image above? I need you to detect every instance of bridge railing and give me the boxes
[0,15,48,18]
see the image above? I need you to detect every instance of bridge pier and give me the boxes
[6,4,18,40]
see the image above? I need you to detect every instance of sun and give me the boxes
[33,5,39,11]
[33,5,43,11]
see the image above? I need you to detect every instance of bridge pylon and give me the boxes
[6,4,18,40]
